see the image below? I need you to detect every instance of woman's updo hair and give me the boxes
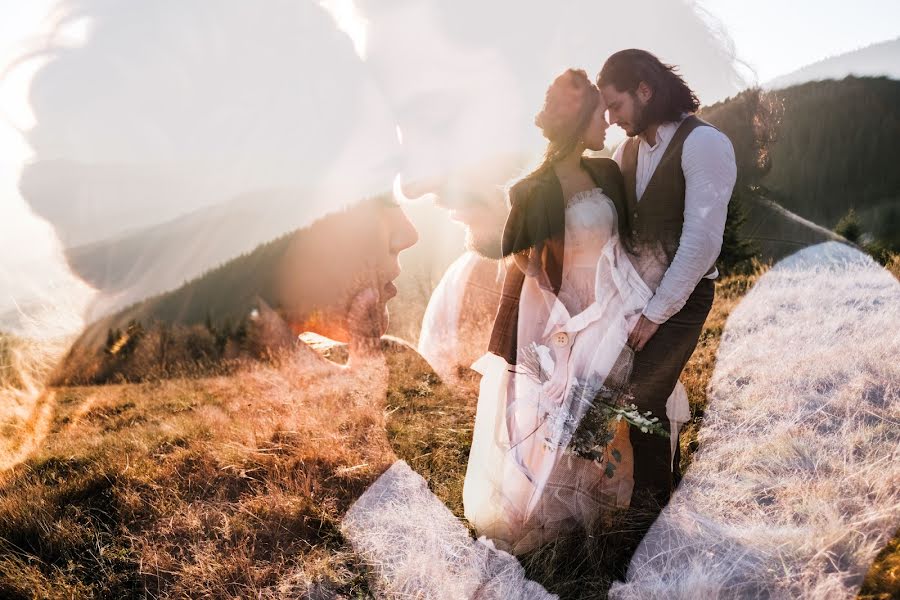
[531,68,600,175]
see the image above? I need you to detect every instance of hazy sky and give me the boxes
[701,0,900,82]
[0,0,897,331]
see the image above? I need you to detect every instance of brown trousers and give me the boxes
[628,277,715,512]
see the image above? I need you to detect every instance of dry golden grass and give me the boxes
[0,252,897,598]
[886,252,900,281]
[678,260,770,474]
[0,339,477,599]
[676,255,900,600]
[857,250,900,600]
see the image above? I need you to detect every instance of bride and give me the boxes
[463,69,688,554]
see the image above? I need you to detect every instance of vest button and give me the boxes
[633,211,638,219]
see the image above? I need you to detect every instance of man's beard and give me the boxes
[627,96,650,137]
[466,228,503,260]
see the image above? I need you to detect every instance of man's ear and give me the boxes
[636,81,653,104]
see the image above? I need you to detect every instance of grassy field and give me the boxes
[0,254,897,598]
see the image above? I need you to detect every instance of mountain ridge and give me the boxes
[765,36,899,90]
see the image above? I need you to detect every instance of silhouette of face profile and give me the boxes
[17,1,401,321]
[359,0,741,189]
[273,198,418,342]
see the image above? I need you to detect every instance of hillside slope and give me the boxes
[739,194,846,261]
[66,188,314,320]
[762,77,900,234]
[766,37,900,90]
[3,261,898,598]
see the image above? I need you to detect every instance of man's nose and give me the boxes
[390,208,419,253]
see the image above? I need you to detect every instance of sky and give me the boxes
[0,0,897,333]
[700,0,900,83]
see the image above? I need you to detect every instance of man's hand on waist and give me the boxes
[627,314,661,352]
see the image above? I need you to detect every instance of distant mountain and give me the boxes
[59,224,298,368]
[18,160,344,324]
[766,37,900,90]
[62,185,843,353]
[19,160,238,248]
[697,86,850,265]
[61,76,900,364]
[66,187,315,321]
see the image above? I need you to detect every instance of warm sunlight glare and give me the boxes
[392,172,436,205]
[320,0,368,59]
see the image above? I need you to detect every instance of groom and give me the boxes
[597,50,737,514]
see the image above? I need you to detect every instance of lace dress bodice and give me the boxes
[557,187,617,315]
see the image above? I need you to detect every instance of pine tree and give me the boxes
[104,328,116,354]
[834,208,862,244]
[718,189,757,275]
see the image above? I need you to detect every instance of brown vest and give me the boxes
[620,115,717,277]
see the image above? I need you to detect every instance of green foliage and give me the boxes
[863,201,900,250]
[700,87,780,272]
[701,87,782,186]
[103,321,144,358]
[834,208,862,243]
[718,189,758,275]
[760,77,900,247]
[833,207,900,264]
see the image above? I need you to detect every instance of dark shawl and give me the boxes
[487,157,628,363]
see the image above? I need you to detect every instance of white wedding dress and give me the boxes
[463,187,690,554]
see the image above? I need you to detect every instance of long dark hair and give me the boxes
[598,49,700,124]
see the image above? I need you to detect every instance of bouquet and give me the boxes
[517,342,669,479]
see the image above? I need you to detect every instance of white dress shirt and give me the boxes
[612,116,737,324]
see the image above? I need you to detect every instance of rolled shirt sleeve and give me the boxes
[642,126,737,324]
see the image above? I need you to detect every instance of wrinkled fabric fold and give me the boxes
[465,189,689,554]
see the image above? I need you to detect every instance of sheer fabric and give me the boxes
[418,251,503,382]
[464,188,688,554]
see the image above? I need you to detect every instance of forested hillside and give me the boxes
[762,77,900,245]
[55,77,900,385]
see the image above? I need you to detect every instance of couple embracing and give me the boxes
[462,49,737,555]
